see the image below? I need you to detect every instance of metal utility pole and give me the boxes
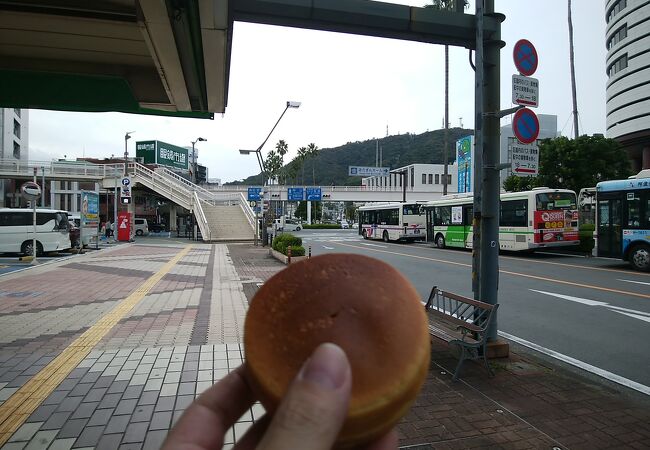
[124,131,134,176]
[443,44,449,195]
[568,0,579,138]
[474,0,504,342]
[191,137,207,184]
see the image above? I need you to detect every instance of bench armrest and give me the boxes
[456,325,475,340]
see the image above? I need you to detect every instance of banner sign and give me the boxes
[534,210,579,243]
[456,135,473,193]
[136,140,188,170]
[348,166,390,177]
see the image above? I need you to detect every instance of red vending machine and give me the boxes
[117,212,131,242]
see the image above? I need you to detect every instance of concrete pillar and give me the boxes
[642,146,650,170]
[307,201,312,225]
[169,204,178,232]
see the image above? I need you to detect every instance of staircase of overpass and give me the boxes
[0,159,256,242]
[127,163,256,242]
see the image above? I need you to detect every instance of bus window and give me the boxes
[501,200,528,227]
[536,192,576,210]
[434,206,451,226]
[627,195,641,228]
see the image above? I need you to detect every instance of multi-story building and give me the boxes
[605,0,650,170]
[362,163,458,194]
[0,108,29,207]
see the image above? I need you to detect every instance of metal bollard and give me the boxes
[287,245,292,264]
[308,246,312,258]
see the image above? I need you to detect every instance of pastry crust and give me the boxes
[244,253,430,447]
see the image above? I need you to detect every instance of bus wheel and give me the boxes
[383,231,390,243]
[629,244,650,271]
[435,234,446,249]
[21,240,43,257]
[362,230,368,239]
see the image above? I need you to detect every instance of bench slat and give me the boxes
[438,290,495,310]
[427,308,482,332]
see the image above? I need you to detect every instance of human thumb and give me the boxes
[257,343,352,450]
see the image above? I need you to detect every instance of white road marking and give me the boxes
[360,243,388,248]
[611,311,650,323]
[529,289,608,306]
[617,279,650,286]
[322,246,334,250]
[530,289,650,323]
[499,331,650,396]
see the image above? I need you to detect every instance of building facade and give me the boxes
[0,108,29,207]
[605,0,650,170]
[362,163,458,194]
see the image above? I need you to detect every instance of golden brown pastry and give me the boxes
[244,253,430,448]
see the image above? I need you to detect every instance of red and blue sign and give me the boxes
[513,39,538,76]
[513,108,539,144]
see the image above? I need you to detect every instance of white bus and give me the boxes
[0,208,72,256]
[358,202,426,242]
[423,188,580,251]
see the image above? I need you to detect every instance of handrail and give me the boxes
[239,192,256,228]
[193,191,211,242]
[0,159,123,178]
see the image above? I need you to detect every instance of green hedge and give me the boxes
[272,234,303,256]
[302,224,341,229]
[578,223,595,253]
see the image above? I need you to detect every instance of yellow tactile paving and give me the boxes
[0,244,193,446]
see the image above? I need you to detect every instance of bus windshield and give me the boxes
[536,192,576,211]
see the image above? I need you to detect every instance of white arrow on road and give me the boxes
[322,245,334,250]
[530,289,650,323]
[361,243,387,248]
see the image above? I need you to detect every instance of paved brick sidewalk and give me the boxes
[0,242,648,449]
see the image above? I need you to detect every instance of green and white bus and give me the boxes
[358,202,426,242]
[423,188,580,251]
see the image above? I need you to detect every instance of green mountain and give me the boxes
[227,127,474,186]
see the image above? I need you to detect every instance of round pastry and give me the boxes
[244,253,430,448]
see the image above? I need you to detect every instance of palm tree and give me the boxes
[426,0,467,194]
[274,140,289,184]
[297,146,308,185]
[307,143,319,185]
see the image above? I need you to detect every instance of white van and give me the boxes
[134,218,149,236]
[0,208,72,256]
[274,218,302,232]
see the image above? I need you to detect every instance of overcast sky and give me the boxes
[28,0,606,183]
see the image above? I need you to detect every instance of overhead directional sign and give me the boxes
[512,75,538,107]
[513,39,538,76]
[509,139,539,176]
[512,107,540,144]
[287,187,304,201]
[348,166,390,177]
[306,187,322,201]
[247,187,263,201]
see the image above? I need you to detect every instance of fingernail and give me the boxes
[299,343,348,390]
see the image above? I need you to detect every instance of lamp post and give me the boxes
[124,131,135,176]
[239,100,301,246]
[191,137,207,184]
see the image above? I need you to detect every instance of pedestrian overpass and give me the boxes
[0,159,449,241]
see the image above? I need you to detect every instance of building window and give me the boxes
[14,108,21,118]
[608,53,628,77]
[428,174,433,184]
[607,0,626,23]
[447,175,453,185]
[410,168,414,187]
[607,24,627,50]
[435,174,439,184]
[422,174,427,184]
[13,141,20,159]
[13,119,20,139]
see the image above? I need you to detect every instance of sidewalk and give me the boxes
[0,243,647,449]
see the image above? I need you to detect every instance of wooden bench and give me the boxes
[424,286,499,381]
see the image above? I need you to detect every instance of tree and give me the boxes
[502,174,536,192]
[307,143,319,185]
[534,135,631,193]
[295,200,322,221]
[297,146,308,185]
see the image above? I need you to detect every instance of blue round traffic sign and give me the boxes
[512,108,539,144]
[513,39,538,76]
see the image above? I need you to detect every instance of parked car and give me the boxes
[134,218,149,236]
[273,218,302,232]
[340,220,350,229]
[148,222,165,233]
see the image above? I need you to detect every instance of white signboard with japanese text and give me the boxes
[348,166,390,177]
[512,75,539,107]
[510,141,539,176]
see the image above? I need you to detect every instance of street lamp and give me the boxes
[239,100,301,245]
[191,137,207,184]
[124,131,135,176]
